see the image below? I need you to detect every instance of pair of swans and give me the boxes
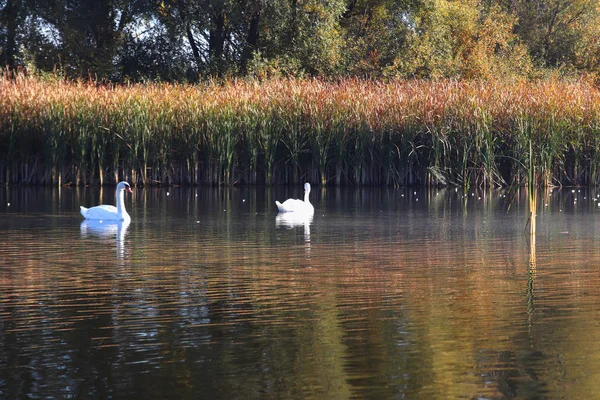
[80,180,314,221]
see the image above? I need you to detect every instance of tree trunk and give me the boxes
[209,12,226,66]
[241,6,261,72]
[186,25,202,78]
[3,0,21,70]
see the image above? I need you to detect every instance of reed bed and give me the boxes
[1,74,600,187]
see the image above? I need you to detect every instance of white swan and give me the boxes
[275,182,314,214]
[80,181,133,221]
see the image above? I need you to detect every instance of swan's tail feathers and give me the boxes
[275,201,284,212]
[80,206,88,218]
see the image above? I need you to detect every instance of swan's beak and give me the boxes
[126,186,133,193]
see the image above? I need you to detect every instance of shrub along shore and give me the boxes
[1,74,600,187]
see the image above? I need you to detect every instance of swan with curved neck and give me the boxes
[80,181,133,222]
[275,183,314,214]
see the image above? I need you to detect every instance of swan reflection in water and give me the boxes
[276,212,313,243]
[80,219,131,259]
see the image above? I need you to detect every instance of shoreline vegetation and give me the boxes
[1,74,600,188]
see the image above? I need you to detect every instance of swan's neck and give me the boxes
[116,189,127,216]
[304,190,310,204]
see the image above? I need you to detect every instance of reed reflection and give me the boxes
[80,219,131,259]
[527,189,537,330]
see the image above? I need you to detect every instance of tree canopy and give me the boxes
[1,0,599,82]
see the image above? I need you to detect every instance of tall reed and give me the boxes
[1,74,599,187]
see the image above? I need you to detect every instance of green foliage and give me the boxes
[391,0,533,79]
[340,0,412,77]
[509,0,600,69]
[251,0,347,77]
[2,0,600,80]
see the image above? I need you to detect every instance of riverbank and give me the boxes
[1,75,599,187]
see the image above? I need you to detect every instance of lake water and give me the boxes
[2,185,600,399]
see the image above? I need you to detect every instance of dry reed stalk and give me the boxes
[1,74,600,186]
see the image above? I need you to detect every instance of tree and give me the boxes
[27,0,144,79]
[390,0,532,79]
[339,0,413,78]
[155,0,346,79]
[508,0,599,70]
[119,24,194,82]
[0,0,26,70]
[3,0,600,81]
[247,0,347,77]
[156,0,262,77]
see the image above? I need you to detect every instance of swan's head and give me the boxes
[117,181,133,194]
[304,182,311,193]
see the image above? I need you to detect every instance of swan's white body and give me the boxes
[80,181,133,222]
[275,183,314,214]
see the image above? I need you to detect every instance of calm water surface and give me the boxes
[2,186,600,399]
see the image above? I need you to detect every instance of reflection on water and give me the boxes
[276,212,312,242]
[80,219,131,259]
[2,187,600,398]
